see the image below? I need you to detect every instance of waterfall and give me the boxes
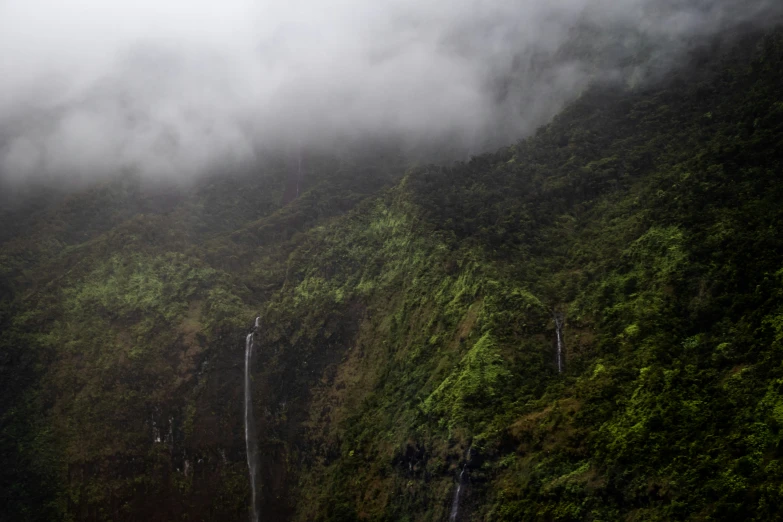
[449,448,471,522]
[449,465,467,522]
[245,317,260,522]
[554,312,564,374]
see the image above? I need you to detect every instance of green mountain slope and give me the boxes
[2,28,783,522]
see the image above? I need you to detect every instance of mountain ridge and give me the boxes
[2,26,783,522]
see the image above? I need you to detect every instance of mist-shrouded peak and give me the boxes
[0,0,780,186]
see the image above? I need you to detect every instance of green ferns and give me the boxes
[424,332,512,432]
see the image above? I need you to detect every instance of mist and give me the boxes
[0,0,780,185]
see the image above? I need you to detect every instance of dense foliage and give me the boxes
[2,28,783,522]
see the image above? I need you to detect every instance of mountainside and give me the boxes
[3,28,783,522]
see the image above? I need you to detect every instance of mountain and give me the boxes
[2,27,783,522]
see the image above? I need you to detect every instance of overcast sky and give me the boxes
[0,0,780,185]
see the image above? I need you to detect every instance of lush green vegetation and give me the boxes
[2,28,783,522]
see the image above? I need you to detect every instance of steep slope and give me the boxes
[2,27,783,522]
[0,149,406,521]
[244,29,783,521]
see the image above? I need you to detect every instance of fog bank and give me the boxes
[1,0,780,184]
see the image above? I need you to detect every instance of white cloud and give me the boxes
[0,0,779,183]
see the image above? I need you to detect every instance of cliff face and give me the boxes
[3,29,783,522]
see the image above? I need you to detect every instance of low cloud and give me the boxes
[0,0,780,185]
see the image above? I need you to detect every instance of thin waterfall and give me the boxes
[554,312,564,374]
[449,448,471,522]
[449,465,467,522]
[245,317,260,522]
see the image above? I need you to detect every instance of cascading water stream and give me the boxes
[449,448,471,522]
[554,312,564,374]
[245,317,260,522]
[449,465,467,522]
